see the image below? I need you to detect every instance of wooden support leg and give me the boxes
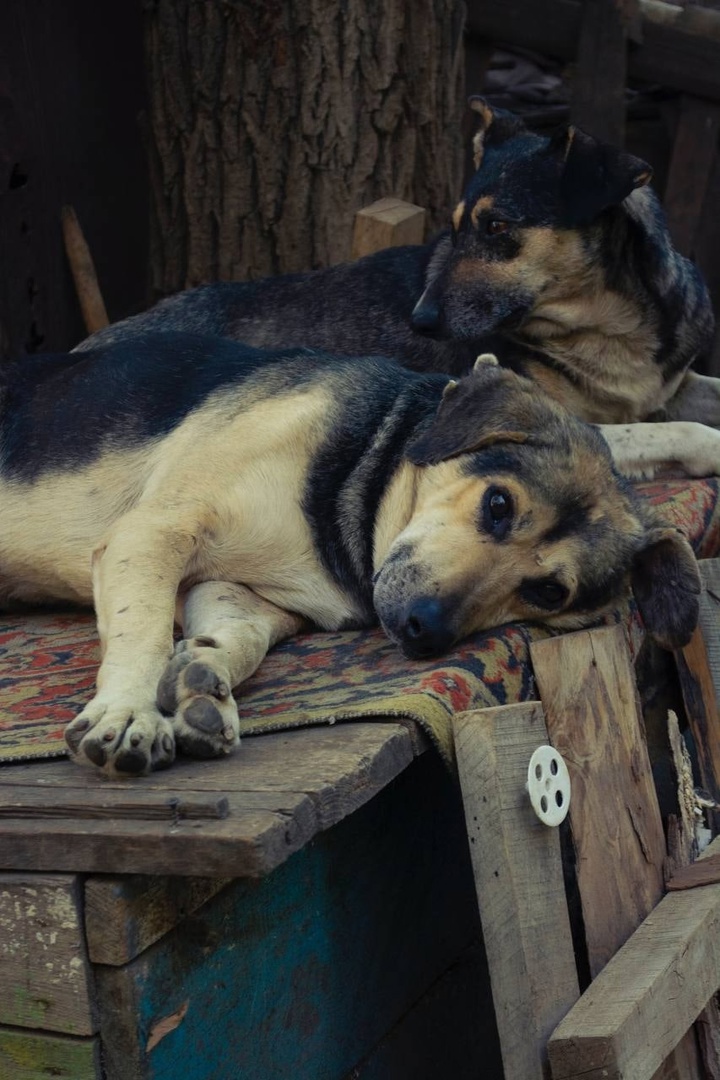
[571,0,629,145]
[453,703,580,1080]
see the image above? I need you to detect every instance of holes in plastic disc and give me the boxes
[527,746,571,826]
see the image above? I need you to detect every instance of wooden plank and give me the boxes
[0,787,230,820]
[93,752,485,1080]
[676,624,720,827]
[664,98,720,258]
[531,625,666,977]
[466,0,720,105]
[351,198,426,260]
[84,875,231,966]
[571,0,627,145]
[668,852,720,890]
[0,1025,100,1080]
[0,725,421,877]
[0,873,95,1035]
[547,880,720,1079]
[453,703,579,1080]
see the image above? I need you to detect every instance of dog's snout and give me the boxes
[400,598,455,659]
[411,299,442,334]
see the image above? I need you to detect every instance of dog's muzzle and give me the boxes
[391,597,457,660]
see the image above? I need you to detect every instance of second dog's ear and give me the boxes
[549,125,652,225]
[406,368,530,466]
[631,527,700,650]
[468,97,527,169]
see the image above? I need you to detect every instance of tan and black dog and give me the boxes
[0,334,701,775]
[77,100,719,442]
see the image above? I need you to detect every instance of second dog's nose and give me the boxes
[400,598,455,659]
[411,299,441,333]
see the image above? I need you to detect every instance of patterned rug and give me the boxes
[0,478,717,766]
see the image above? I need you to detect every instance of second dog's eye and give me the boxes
[487,219,509,236]
[481,486,514,539]
[520,578,569,610]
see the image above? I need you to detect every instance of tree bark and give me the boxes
[143,0,466,298]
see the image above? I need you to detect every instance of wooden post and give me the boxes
[663,97,720,258]
[571,0,630,145]
[453,703,580,1080]
[351,198,426,260]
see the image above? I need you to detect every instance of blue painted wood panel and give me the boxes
[96,753,497,1079]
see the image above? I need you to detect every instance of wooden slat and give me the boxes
[571,0,627,146]
[0,1026,100,1080]
[0,724,421,877]
[453,703,579,1080]
[84,875,231,966]
[664,98,720,258]
[668,852,720,890]
[531,625,666,977]
[548,879,720,1078]
[0,788,229,820]
[351,198,426,260]
[0,873,95,1035]
[466,0,720,105]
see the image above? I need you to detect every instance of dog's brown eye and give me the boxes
[520,578,569,610]
[487,219,509,236]
[481,486,514,540]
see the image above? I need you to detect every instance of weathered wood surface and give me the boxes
[0,873,95,1035]
[453,703,579,1080]
[571,0,627,146]
[351,197,426,260]
[93,753,487,1080]
[531,626,666,977]
[0,724,423,877]
[663,98,720,259]
[84,875,231,967]
[0,1025,100,1080]
[548,840,720,1080]
[466,0,720,104]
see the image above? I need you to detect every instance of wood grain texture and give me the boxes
[571,0,627,146]
[351,198,426,259]
[0,724,421,877]
[531,626,666,978]
[0,873,95,1035]
[93,753,486,1080]
[453,703,579,1080]
[547,881,720,1079]
[663,98,720,258]
[0,1025,100,1080]
[84,875,231,966]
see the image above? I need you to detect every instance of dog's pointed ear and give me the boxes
[406,362,530,466]
[468,96,527,170]
[631,527,700,650]
[548,125,653,226]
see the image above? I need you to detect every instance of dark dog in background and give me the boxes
[0,337,700,774]
[77,100,718,446]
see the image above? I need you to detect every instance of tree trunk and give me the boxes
[143,0,466,298]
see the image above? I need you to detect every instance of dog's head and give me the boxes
[411,100,653,340]
[373,357,699,658]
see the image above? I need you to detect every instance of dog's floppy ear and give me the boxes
[407,358,530,466]
[548,124,653,226]
[631,527,700,650]
[468,96,527,170]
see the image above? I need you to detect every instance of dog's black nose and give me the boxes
[400,598,455,658]
[411,300,441,333]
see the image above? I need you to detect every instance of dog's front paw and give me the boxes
[65,697,175,776]
[157,648,240,760]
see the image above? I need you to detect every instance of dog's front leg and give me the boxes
[599,421,720,480]
[65,511,199,776]
[157,581,306,760]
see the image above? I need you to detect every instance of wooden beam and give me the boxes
[548,842,720,1079]
[466,0,720,105]
[351,198,426,260]
[453,703,579,1080]
[530,626,666,977]
[571,0,628,146]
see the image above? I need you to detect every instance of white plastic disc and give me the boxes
[527,745,571,826]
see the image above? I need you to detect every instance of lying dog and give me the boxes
[0,334,701,775]
[77,101,718,440]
